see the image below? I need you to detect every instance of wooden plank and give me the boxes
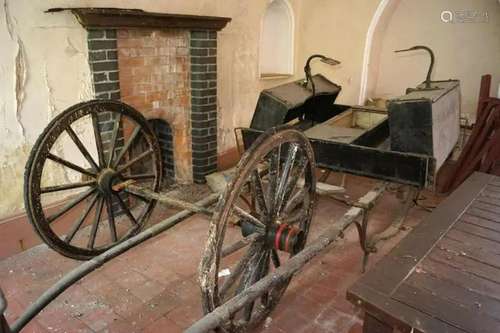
[481,188,500,199]
[347,284,465,333]
[466,206,500,224]
[405,268,500,321]
[392,283,500,333]
[472,200,500,214]
[453,222,500,244]
[488,180,500,187]
[439,236,500,269]
[352,172,493,295]
[460,214,500,233]
[423,256,500,302]
[428,245,500,284]
[484,184,500,193]
[476,194,500,207]
[447,228,500,253]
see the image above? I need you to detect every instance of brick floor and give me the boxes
[0,175,441,332]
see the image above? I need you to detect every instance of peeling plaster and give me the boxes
[4,0,28,137]
[3,0,14,39]
[14,39,27,136]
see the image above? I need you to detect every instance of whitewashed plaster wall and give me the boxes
[296,0,381,106]
[0,0,94,217]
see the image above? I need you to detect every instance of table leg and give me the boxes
[363,312,393,333]
[0,315,10,333]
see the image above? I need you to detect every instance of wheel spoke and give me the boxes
[275,143,299,216]
[112,125,141,168]
[251,170,268,217]
[219,241,261,299]
[91,111,105,167]
[107,113,122,167]
[47,153,96,178]
[271,249,281,268]
[221,233,262,258]
[47,188,96,224]
[278,156,307,217]
[66,126,99,171]
[88,196,104,249]
[283,188,305,215]
[105,197,118,242]
[41,180,96,194]
[238,249,268,322]
[124,188,150,203]
[267,144,281,213]
[233,205,265,229]
[116,149,153,174]
[113,193,138,227]
[64,193,99,244]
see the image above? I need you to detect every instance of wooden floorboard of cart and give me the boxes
[347,172,500,333]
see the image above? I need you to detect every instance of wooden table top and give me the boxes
[347,172,500,333]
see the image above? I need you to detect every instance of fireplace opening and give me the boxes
[149,119,175,183]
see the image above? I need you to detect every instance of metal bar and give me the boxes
[185,184,387,333]
[125,185,215,215]
[10,193,220,333]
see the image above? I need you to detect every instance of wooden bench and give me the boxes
[347,172,500,333]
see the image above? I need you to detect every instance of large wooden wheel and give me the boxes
[24,100,162,260]
[199,127,316,332]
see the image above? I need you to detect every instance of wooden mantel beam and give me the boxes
[46,7,231,31]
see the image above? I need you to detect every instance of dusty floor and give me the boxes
[0,175,441,333]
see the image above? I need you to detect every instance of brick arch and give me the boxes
[142,108,192,184]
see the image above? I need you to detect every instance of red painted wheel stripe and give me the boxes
[275,224,287,250]
[284,227,297,253]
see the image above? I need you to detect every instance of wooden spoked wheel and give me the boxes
[199,128,316,332]
[24,100,162,260]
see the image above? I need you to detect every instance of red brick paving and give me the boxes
[0,175,440,332]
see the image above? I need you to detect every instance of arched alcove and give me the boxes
[259,0,295,78]
[358,0,400,104]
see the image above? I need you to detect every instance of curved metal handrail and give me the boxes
[395,45,435,89]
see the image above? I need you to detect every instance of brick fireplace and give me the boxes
[52,8,231,184]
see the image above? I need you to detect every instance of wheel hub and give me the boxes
[97,168,119,196]
[240,220,304,254]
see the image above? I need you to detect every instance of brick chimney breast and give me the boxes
[59,8,231,184]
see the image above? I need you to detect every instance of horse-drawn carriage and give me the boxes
[1,48,461,333]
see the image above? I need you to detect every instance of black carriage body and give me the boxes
[241,128,433,188]
[244,77,461,188]
[250,74,349,130]
[388,80,461,171]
